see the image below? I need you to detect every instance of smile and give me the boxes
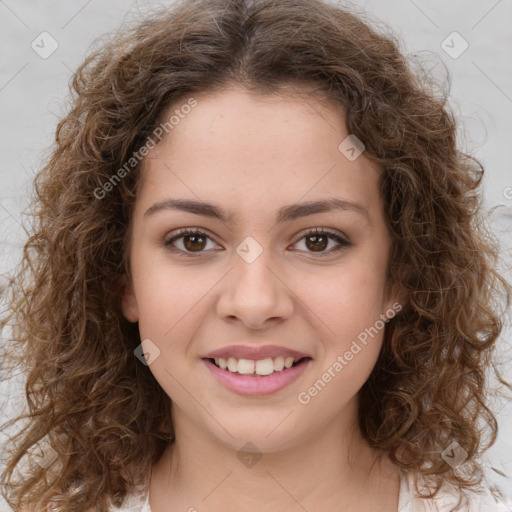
[211,356,304,376]
[202,357,312,395]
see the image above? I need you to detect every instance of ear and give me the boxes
[121,275,139,323]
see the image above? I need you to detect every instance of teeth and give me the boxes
[237,359,255,375]
[227,357,238,372]
[214,356,303,376]
[274,356,284,371]
[255,358,274,375]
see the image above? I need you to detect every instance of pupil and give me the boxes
[306,235,327,252]
[185,234,206,251]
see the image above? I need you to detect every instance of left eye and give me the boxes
[292,228,350,254]
[164,228,350,256]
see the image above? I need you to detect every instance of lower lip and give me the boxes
[203,358,312,396]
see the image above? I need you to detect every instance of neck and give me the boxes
[148,400,400,511]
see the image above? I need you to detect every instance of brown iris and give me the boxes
[183,233,207,251]
[305,233,328,252]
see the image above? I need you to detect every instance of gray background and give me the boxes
[1,0,511,509]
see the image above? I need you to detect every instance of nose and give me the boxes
[216,243,294,330]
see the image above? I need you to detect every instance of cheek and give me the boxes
[297,339,380,419]
[295,267,387,411]
[294,260,388,343]
[131,250,218,341]
[132,265,210,396]
[134,276,196,340]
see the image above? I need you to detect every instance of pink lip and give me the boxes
[203,357,312,396]
[202,344,311,360]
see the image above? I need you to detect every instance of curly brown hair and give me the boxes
[1,0,511,510]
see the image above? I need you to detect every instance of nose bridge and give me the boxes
[233,235,280,300]
[216,235,294,327]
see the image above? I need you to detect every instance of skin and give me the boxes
[122,84,401,511]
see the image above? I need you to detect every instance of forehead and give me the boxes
[159,84,344,153]
[136,85,383,222]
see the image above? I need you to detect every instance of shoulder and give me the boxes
[398,471,505,512]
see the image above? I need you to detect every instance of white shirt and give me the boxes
[111,471,505,511]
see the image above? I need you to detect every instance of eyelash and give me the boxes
[163,227,351,257]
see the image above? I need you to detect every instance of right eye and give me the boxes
[164,228,222,255]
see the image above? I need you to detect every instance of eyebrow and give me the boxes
[144,197,369,223]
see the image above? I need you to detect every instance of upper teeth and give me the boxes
[214,356,299,375]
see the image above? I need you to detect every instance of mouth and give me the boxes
[202,355,313,396]
[204,356,311,377]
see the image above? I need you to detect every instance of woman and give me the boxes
[2,0,510,510]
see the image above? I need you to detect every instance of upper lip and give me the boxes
[202,344,311,360]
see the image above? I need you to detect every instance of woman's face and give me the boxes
[122,85,399,453]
